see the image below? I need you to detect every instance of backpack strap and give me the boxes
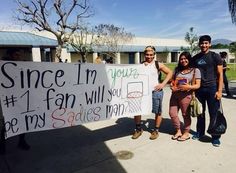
[155,60,162,82]
[192,68,196,97]
[141,60,145,64]
[191,68,196,85]
[155,60,159,70]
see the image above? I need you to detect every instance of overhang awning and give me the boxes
[67,44,183,53]
[0,31,57,47]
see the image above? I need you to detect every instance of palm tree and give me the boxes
[228,0,236,24]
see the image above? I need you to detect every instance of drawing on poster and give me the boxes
[121,74,149,113]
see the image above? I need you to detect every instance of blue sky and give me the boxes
[1,0,236,41]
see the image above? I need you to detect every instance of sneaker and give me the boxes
[192,132,203,140]
[212,139,221,147]
[132,129,143,139]
[18,140,31,150]
[149,130,159,140]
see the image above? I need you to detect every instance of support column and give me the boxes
[166,52,171,63]
[61,48,71,63]
[93,52,98,63]
[135,52,140,64]
[32,47,41,62]
[115,53,121,64]
[51,48,56,62]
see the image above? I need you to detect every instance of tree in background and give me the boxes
[229,42,236,62]
[93,24,134,63]
[69,23,96,62]
[227,0,236,68]
[184,27,199,55]
[228,0,236,24]
[211,43,229,49]
[15,0,93,61]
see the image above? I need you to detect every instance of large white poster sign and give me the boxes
[0,61,152,138]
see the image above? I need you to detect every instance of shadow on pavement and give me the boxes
[140,118,175,135]
[0,118,136,173]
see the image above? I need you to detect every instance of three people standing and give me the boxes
[134,36,225,147]
[0,40,226,152]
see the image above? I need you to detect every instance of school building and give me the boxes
[0,30,234,63]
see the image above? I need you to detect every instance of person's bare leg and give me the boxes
[155,114,162,129]
[150,114,162,140]
[132,115,143,139]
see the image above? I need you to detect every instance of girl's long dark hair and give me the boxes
[173,51,192,80]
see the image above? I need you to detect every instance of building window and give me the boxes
[171,52,178,62]
[129,52,135,64]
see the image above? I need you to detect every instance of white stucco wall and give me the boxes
[127,37,188,47]
[32,47,41,62]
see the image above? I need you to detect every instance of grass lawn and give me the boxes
[163,63,236,81]
[226,64,236,81]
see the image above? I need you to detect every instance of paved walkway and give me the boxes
[1,84,236,173]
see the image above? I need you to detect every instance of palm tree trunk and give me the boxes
[228,0,236,24]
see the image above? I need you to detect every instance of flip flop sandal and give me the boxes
[177,136,190,142]
[171,135,182,140]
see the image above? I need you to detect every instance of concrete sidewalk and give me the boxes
[1,86,236,173]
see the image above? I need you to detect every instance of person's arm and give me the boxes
[192,78,201,90]
[177,68,201,91]
[225,63,230,70]
[154,63,172,90]
[223,60,230,70]
[216,64,223,100]
[170,77,178,92]
[178,78,201,91]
